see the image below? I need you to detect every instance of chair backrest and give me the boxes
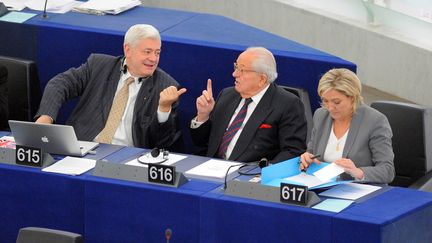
[0,64,7,130]
[0,55,41,124]
[371,101,432,187]
[16,227,83,243]
[280,86,313,142]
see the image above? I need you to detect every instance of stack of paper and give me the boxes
[2,0,26,11]
[185,159,242,181]
[73,0,141,15]
[42,156,96,175]
[25,0,81,14]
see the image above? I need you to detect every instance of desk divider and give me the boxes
[0,147,55,168]
[92,160,188,188]
[225,180,321,207]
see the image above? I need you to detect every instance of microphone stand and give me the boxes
[42,0,49,19]
[223,164,243,190]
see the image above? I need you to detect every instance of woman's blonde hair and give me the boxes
[317,68,364,113]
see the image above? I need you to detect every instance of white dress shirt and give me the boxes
[96,71,170,146]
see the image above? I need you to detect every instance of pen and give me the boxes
[301,154,321,172]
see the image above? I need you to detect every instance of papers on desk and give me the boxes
[283,172,331,188]
[261,157,349,189]
[73,0,141,15]
[0,11,36,23]
[125,153,187,168]
[184,159,242,181]
[25,0,81,14]
[42,156,96,175]
[312,198,354,213]
[319,183,382,200]
[2,0,26,11]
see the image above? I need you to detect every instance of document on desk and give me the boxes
[73,0,141,15]
[2,0,26,11]
[0,12,37,23]
[312,198,354,213]
[319,183,382,200]
[313,163,345,182]
[42,156,96,175]
[184,159,242,180]
[125,154,187,168]
[25,0,81,13]
[283,172,332,188]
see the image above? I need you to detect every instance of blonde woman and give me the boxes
[300,68,395,184]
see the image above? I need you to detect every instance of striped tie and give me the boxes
[217,98,252,159]
[96,77,135,144]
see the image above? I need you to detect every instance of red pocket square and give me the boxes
[259,124,272,129]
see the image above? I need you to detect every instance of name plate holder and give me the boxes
[224,180,321,207]
[0,147,55,168]
[92,160,188,188]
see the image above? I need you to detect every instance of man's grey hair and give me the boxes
[124,24,161,47]
[247,47,278,83]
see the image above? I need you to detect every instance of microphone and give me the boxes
[42,0,49,19]
[223,163,243,190]
[165,228,172,243]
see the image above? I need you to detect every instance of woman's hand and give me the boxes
[334,158,364,180]
[299,152,321,171]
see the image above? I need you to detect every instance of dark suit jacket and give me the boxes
[36,54,182,150]
[0,64,7,130]
[308,105,395,183]
[190,83,307,163]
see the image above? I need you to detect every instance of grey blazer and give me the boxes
[308,105,395,184]
[36,54,181,149]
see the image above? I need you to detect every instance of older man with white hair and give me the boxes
[190,47,307,163]
[36,24,186,150]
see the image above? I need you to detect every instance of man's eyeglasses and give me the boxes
[233,62,258,75]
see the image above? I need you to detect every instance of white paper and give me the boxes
[2,0,26,11]
[125,153,186,168]
[283,172,330,188]
[185,159,242,179]
[25,0,80,13]
[319,183,382,200]
[313,163,345,181]
[73,0,140,15]
[42,156,96,175]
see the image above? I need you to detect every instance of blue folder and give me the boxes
[261,157,350,189]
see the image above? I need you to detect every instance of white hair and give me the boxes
[124,24,161,47]
[246,47,278,83]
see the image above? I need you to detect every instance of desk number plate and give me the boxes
[148,164,176,185]
[280,183,308,205]
[15,145,43,167]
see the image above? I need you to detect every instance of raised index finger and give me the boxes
[207,79,213,98]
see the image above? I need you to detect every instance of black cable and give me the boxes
[223,158,268,190]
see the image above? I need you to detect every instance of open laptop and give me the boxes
[8,120,99,157]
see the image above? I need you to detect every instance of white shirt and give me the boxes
[96,71,170,146]
[191,84,270,159]
[323,124,349,163]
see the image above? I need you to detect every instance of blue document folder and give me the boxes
[261,157,349,189]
